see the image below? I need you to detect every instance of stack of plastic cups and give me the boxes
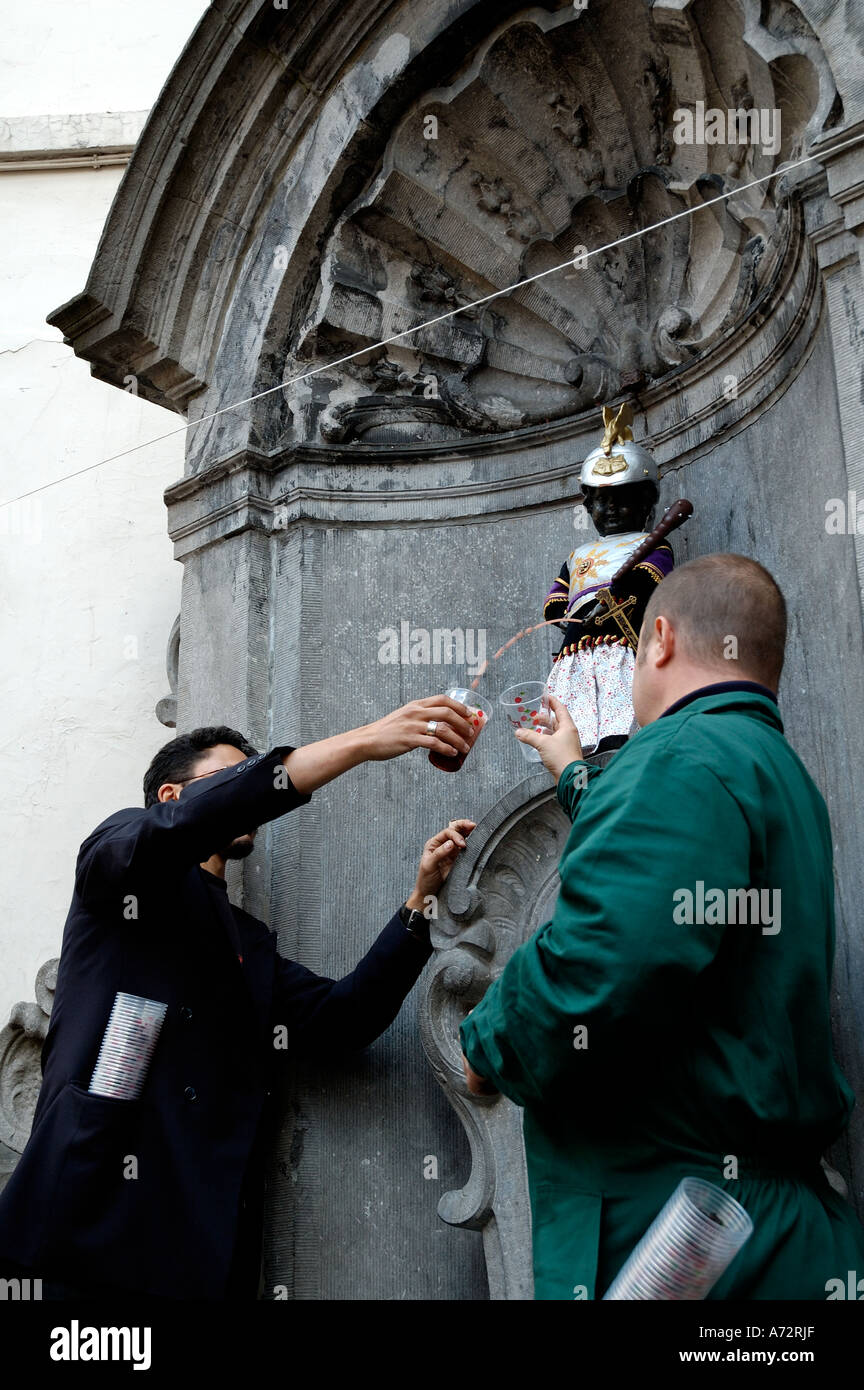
[89,992,168,1100]
[603,1177,753,1300]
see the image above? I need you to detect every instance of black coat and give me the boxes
[0,746,431,1298]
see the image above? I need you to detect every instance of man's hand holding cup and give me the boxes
[513,693,584,782]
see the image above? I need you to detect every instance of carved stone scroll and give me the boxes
[419,759,618,1299]
[0,959,57,1192]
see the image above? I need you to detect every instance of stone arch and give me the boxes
[48,0,856,464]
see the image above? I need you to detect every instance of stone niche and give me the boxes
[42,0,864,1297]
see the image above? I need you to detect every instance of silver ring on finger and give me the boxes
[426,720,438,735]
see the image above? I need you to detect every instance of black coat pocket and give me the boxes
[37,1081,144,1276]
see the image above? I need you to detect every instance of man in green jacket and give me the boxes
[460,553,864,1300]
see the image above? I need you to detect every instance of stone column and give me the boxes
[799,122,864,1200]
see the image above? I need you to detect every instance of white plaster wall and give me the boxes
[0,1,208,1027]
[0,1,208,116]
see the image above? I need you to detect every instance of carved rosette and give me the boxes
[0,959,57,1191]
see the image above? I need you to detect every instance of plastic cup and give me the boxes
[603,1177,753,1300]
[498,682,555,763]
[89,992,168,1100]
[428,688,493,772]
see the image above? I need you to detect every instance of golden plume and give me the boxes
[600,402,634,456]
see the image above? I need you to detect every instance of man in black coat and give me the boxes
[0,694,476,1300]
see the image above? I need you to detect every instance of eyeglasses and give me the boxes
[179,764,238,786]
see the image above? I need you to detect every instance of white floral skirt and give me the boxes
[545,642,636,753]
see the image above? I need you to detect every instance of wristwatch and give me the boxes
[399,902,431,944]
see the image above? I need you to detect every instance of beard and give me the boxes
[222,832,257,860]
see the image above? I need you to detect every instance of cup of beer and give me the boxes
[428,688,493,772]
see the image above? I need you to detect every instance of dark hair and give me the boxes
[641,553,787,688]
[143,726,258,807]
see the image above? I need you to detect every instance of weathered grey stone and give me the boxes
[0,960,57,1194]
[155,613,181,728]
[44,0,864,1298]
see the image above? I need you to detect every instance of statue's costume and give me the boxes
[543,406,673,751]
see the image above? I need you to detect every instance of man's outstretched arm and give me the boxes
[76,697,475,901]
[281,695,475,793]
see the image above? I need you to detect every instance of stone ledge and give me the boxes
[0,111,148,171]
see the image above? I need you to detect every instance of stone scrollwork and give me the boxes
[418,770,573,1300]
[155,613,180,729]
[277,2,826,447]
[0,959,57,1191]
[420,748,621,1298]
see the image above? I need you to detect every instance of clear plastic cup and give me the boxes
[428,688,493,772]
[89,992,168,1099]
[498,682,555,763]
[603,1177,753,1300]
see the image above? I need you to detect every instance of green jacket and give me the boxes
[460,686,864,1300]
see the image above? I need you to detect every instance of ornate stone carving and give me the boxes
[419,754,616,1299]
[470,171,541,245]
[408,263,478,315]
[155,613,180,729]
[275,5,822,447]
[641,50,675,165]
[739,0,844,140]
[44,0,855,462]
[0,959,57,1191]
[727,75,758,181]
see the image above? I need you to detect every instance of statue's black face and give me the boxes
[583,482,656,537]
